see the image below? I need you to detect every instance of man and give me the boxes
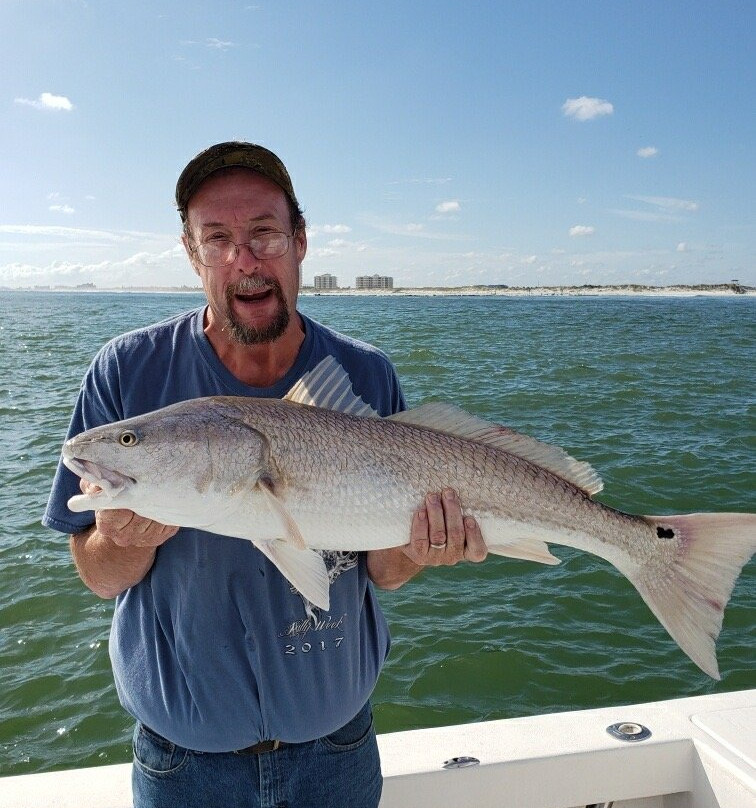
[44,142,487,808]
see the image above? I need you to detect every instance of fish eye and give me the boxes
[119,431,139,447]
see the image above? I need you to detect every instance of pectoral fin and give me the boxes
[257,478,307,550]
[255,540,330,610]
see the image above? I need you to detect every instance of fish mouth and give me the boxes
[62,455,135,498]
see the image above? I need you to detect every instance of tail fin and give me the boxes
[635,513,755,679]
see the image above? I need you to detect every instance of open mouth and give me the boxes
[62,456,135,498]
[235,287,273,304]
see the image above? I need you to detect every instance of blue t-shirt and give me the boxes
[43,307,406,752]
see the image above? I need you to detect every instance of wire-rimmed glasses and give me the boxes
[191,232,293,267]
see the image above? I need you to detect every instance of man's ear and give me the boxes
[181,232,200,277]
[294,227,307,263]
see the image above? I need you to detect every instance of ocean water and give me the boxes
[0,290,753,776]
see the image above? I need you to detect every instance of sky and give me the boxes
[1,0,754,289]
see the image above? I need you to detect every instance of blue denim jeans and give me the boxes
[131,701,382,808]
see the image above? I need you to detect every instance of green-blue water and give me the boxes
[0,291,754,776]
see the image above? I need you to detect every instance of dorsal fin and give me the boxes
[285,356,379,417]
[389,403,603,496]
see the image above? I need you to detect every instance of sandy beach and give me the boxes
[4,283,753,297]
[299,283,754,298]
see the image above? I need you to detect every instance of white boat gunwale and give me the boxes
[1,689,753,808]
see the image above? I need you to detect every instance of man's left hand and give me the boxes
[402,488,488,566]
[366,487,487,589]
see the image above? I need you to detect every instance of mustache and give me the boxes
[229,275,283,295]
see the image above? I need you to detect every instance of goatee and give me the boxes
[224,277,291,345]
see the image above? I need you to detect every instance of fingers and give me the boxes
[407,506,432,561]
[425,490,464,563]
[95,507,178,549]
[80,475,178,548]
[462,516,487,562]
[404,488,486,567]
[80,479,101,495]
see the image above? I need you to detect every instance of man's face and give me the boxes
[182,168,306,345]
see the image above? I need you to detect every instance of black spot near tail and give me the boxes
[657,526,675,539]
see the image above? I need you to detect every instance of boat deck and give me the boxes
[1,690,753,807]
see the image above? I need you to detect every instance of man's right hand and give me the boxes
[70,480,178,598]
[81,479,178,548]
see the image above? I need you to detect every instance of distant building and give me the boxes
[314,273,339,290]
[355,274,393,290]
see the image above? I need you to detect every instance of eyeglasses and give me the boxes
[191,231,293,267]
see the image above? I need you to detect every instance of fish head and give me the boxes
[63,425,138,511]
[62,399,271,522]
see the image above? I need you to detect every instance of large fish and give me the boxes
[62,357,755,679]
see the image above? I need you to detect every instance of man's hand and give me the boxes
[70,480,179,598]
[81,479,178,549]
[367,488,487,589]
[402,488,487,566]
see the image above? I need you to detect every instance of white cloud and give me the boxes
[14,92,74,111]
[562,96,613,121]
[121,245,185,266]
[627,195,699,212]
[611,209,681,223]
[360,215,463,241]
[307,224,352,238]
[676,242,688,252]
[49,204,75,215]
[0,244,189,287]
[0,224,165,242]
[569,225,595,237]
[637,146,658,158]
[435,200,460,214]
[206,38,235,50]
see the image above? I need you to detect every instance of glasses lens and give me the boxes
[197,240,236,267]
[195,233,290,266]
[253,232,289,259]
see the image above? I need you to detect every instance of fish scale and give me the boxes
[252,401,588,543]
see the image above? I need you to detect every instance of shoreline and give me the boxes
[299,283,754,298]
[1,283,753,298]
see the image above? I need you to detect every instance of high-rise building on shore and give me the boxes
[314,273,339,290]
[355,274,393,289]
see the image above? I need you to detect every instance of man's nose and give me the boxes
[234,242,261,273]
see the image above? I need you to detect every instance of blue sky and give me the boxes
[2,1,754,289]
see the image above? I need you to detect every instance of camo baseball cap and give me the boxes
[175,141,299,222]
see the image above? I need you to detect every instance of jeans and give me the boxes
[131,701,382,808]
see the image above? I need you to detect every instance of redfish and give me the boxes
[62,357,755,679]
